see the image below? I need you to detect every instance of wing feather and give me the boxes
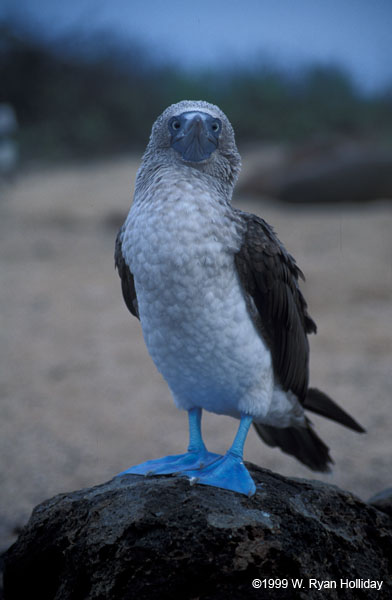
[234,212,316,402]
[114,226,139,319]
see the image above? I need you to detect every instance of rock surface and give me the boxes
[368,488,392,519]
[239,142,392,203]
[3,464,392,600]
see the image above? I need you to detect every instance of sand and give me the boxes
[0,150,391,550]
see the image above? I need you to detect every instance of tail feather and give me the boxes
[254,388,364,471]
[253,419,333,472]
[304,388,365,433]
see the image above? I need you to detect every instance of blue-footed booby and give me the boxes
[115,100,364,496]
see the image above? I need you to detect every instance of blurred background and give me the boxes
[0,0,391,553]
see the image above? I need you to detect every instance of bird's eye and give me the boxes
[171,120,181,130]
[211,121,220,132]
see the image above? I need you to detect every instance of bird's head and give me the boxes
[143,100,241,190]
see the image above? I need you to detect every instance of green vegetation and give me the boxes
[1,23,391,162]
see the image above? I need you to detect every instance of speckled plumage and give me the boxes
[121,167,283,422]
[115,100,364,479]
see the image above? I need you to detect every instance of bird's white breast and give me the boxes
[121,171,276,420]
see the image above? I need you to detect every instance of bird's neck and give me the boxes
[135,160,234,206]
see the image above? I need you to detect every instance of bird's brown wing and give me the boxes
[234,212,316,403]
[115,226,139,319]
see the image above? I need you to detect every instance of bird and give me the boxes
[115,100,364,496]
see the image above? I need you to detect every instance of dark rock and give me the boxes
[239,141,392,204]
[3,464,392,600]
[368,488,392,519]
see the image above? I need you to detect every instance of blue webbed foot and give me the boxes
[183,451,256,497]
[117,450,221,477]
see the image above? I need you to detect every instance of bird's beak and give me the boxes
[169,111,221,163]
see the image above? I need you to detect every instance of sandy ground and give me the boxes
[0,150,391,551]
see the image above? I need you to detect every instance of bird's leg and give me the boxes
[116,408,220,478]
[183,414,256,496]
[186,406,208,452]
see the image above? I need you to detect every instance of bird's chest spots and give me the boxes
[126,194,239,300]
[123,192,248,359]
[121,187,272,412]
